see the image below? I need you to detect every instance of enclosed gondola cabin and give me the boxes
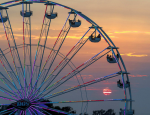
[88,27,101,43]
[45,3,57,19]
[89,34,101,42]
[45,12,57,19]
[20,2,33,17]
[117,80,123,88]
[117,80,130,88]
[0,6,8,23]
[120,109,134,115]
[20,11,32,17]
[69,19,81,27]
[107,54,119,63]
[0,16,8,23]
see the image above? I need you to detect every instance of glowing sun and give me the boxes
[103,87,112,95]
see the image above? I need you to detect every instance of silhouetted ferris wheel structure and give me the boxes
[0,0,134,115]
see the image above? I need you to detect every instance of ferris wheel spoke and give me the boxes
[35,61,86,106]
[29,107,38,115]
[0,10,24,98]
[35,51,56,89]
[35,4,55,93]
[28,5,48,94]
[0,87,19,100]
[33,72,116,102]
[0,107,15,115]
[31,106,48,115]
[5,9,25,84]
[35,68,49,95]
[19,111,23,115]
[28,108,33,115]
[0,50,22,98]
[31,28,90,98]
[0,6,23,79]
[0,95,16,101]
[20,2,33,98]
[33,99,132,105]
[0,86,18,97]
[22,2,26,98]
[30,106,46,115]
[41,109,52,115]
[0,57,23,98]
[0,48,19,83]
[41,72,119,100]
[39,13,73,82]
[31,48,110,100]
[36,28,91,95]
[0,103,11,106]
[8,109,17,115]
[0,72,20,93]
[28,13,71,99]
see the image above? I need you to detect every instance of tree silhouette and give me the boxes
[92,109,115,115]
[40,99,53,108]
[62,106,73,112]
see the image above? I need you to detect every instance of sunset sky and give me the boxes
[0,0,150,115]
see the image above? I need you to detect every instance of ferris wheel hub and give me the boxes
[11,99,31,110]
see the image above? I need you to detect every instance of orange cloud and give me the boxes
[120,52,148,57]
[145,32,150,34]
[109,36,117,38]
[13,27,47,31]
[0,34,88,41]
[0,34,5,40]
[129,75,148,77]
[67,36,88,39]
[113,31,150,35]
[13,34,41,40]
[12,34,86,40]
[114,31,138,34]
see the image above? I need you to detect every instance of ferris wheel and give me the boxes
[0,0,134,115]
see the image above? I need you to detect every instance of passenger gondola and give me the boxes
[107,54,119,63]
[20,11,32,17]
[117,79,130,88]
[0,6,8,23]
[69,19,81,27]
[45,12,57,19]
[89,34,101,42]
